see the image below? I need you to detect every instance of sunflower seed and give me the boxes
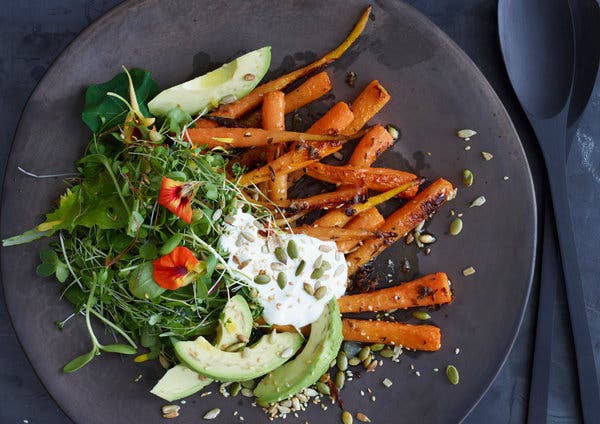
[462,266,476,276]
[254,274,271,285]
[237,334,249,343]
[314,286,328,300]
[241,231,256,242]
[287,240,299,259]
[419,234,436,244]
[271,262,285,271]
[291,396,301,410]
[333,152,344,161]
[481,151,493,161]
[450,217,463,236]
[162,405,181,416]
[241,388,254,397]
[314,254,323,269]
[224,215,235,225]
[212,209,223,221]
[274,247,287,264]
[203,408,221,419]
[462,169,474,187]
[446,365,460,385]
[295,260,306,276]
[470,196,486,207]
[356,412,372,422]
[319,244,333,252]
[382,377,393,387]
[334,264,345,277]
[387,125,400,140]
[457,129,477,139]
[304,388,318,397]
[303,283,315,295]
[239,259,252,270]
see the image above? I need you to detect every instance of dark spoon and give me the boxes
[498,0,600,423]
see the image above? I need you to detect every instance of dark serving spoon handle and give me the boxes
[532,117,600,423]
[527,195,561,423]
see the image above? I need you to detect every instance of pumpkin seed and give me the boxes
[277,272,287,289]
[320,261,332,271]
[314,286,328,300]
[241,379,256,389]
[335,370,345,389]
[303,283,315,295]
[203,408,221,419]
[470,196,486,208]
[358,346,371,361]
[316,381,330,395]
[311,267,324,280]
[162,405,181,416]
[380,348,394,358]
[462,169,474,187]
[450,218,463,236]
[287,240,299,259]
[229,381,241,397]
[274,247,287,264]
[314,254,323,269]
[342,411,354,424]
[412,311,431,320]
[241,388,254,397]
[387,125,400,140]
[336,352,348,371]
[356,412,372,422]
[333,152,344,161]
[370,343,385,352]
[254,274,271,285]
[295,260,306,276]
[457,129,477,139]
[446,365,460,385]
[348,357,361,366]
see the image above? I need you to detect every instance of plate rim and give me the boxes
[0,1,538,423]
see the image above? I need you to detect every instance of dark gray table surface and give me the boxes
[1,1,598,423]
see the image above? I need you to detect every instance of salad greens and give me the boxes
[4,68,270,370]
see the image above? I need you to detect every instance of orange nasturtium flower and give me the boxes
[152,246,206,290]
[158,177,199,224]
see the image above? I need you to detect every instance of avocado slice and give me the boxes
[148,46,271,116]
[213,294,253,350]
[175,331,303,382]
[254,299,343,403]
[150,295,253,401]
[150,364,212,402]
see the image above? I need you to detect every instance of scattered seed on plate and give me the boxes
[382,377,393,387]
[465,145,472,151]
[446,365,460,385]
[481,151,493,161]
[356,412,372,422]
[341,410,353,424]
[462,266,476,276]
[203,408,221,420]
[287,240,299,259]
[450,217,463,236]
[462,169,474,187]
[387,125,400,140]
[470,196,486,207]
[457,129,477,139]
[412,311,431,320]
[333,151,344,161]
[419,234,436,244]
[504,175,510,181]
[455,347,461,355]
[162,405,181,419]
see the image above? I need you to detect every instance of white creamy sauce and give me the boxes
[219,211,347,328]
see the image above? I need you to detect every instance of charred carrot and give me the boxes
[336,208,385,253]
[284,71,332,113]
[306,102,355,135]
[262,91,288,203]
[342,80,391,136]
[342,319,441,351]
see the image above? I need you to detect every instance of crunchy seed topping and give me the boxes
[203,408,221,419]
[481,151,493,161]
[470,196,486,207]
[356,412,372,422]
[457,129,477,139]
[382,377,393,387]
[462,266,476,276]
[333,152,344,161]
[162,405,181,418]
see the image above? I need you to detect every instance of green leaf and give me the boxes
[55,264,70,283]
[101,344,137,355]
[63,284,88,312]
[164,107,193,136]
[40,248,59,265]
[2,228,52,246]
[139,242,158,260]
[127,210,144,237]
[159,233,183,255]
[81,68,158,133]
[128,262,165,300]
[36,262,56,278]
[205,253,217,277]
[63,348,97,373]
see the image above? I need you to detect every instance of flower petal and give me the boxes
[158,177,197,224]
[152,246,201,290]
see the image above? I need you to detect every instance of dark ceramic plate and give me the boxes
[1,1,536,423]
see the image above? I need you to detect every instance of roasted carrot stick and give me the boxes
[185,127,345,149]
[211,6,371,119]
[307,102,355,135]
[338,273,453,313]
[238,139,347,186]
[306,163,420,198]
[342,80,392,136]
[312,178,423,228]
[342,319,441,351]
[292,225,394,241]
[284,71,332,114]
[336,208,384,253]
[346,178,455,275]
[287,187,364,212]
[347,122,395,166]
[262,91,288,203]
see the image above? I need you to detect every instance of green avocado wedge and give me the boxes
[149,364,212,402]
[175,331,304,382]
[148,46,271,116]
[254,299,343,403]
[213,294,253,350]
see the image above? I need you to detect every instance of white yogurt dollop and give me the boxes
[219,210,347,328]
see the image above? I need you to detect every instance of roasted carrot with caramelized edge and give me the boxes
[336,208,385,253]
[342,80,391,135]
[307,163,420,198]
[307,102,355,135]
[185,127,346,149]
[211,6,371,119]
[339,273,453,313]
[284,71,332,114]
[287,187,364,212]
[292,225,394,242]
[347,122,395,166]
[262,91,287,203]
[342,319,441,351]
[346,178,455,275]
